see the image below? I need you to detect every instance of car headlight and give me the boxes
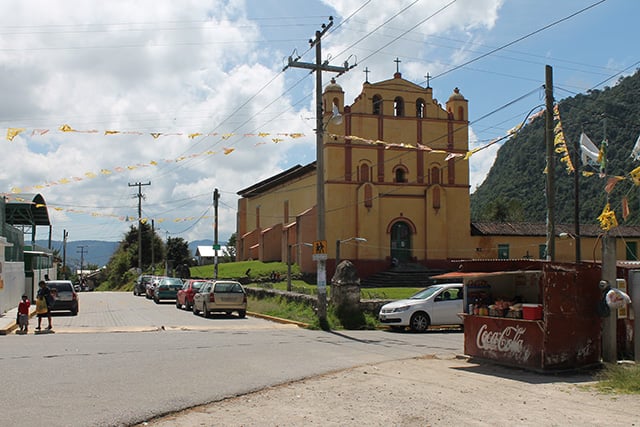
[391,305,410,313]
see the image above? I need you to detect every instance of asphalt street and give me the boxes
[0,292,464,426]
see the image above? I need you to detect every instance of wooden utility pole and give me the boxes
[129,181,151,273]
[545,65,556,261]
[213,188,220,280]
[283,16,355,326]
[62,229,69,279]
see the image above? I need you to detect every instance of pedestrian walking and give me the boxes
[35,280,53,331]
[17,294,30,333]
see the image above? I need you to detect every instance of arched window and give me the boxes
[394,96,404,117]
[364,184,373,208]
[430,166,440,184]
[372,95,382,115]
[416,98,425,118]
[394,166,408,183]
[358,163,371,182]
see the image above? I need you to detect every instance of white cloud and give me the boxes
[2,0,635,244]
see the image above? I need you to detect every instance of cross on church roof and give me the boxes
[364,67,370,83]
[425,72,431,88]
[394,57,401,73]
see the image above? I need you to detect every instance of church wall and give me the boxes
[242,173,316,233]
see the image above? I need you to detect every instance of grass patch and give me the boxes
[594,363,640,394]
[191,260,294,281]
[248,295,318,326]
[248,295,379,330]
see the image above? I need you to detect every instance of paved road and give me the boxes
[1,292,463,427]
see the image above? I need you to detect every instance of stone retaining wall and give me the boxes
[245,286,391,315]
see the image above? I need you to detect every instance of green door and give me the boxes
[390,221,412,262]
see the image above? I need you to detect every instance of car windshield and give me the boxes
[215,282,243,293]
[408,286,445,300]
[49,283,72,292]
[192,281,207,290]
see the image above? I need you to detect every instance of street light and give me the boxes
[335,237,367,268]
[287,242,313,292]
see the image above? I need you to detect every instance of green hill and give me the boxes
[471,70,640,226]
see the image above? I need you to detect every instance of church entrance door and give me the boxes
[390,221,412,263]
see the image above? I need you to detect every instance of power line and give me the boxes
[432,0,608,80]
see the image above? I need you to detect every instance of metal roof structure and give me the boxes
[4,193,52,245]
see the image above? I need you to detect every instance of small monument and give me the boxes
[331,260,365,328]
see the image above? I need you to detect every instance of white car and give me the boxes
[378,283,463,332]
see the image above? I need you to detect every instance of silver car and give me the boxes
[192,280,247,318]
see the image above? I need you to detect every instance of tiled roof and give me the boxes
[471,222,640,238]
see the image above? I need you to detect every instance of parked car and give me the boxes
[45,280,79,316]
[378,283,463,332]
[176,279,210,311]
[192,280,247,318]
[145,277,163,299]
[153,277,184,303]
[134,274,155,296]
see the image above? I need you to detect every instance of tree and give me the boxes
[103,223,166,288]
[166,236,191,267]
[222,232,237,261]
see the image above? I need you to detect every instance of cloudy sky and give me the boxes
[1,0,637,245]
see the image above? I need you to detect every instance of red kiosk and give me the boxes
[434,261,602,372]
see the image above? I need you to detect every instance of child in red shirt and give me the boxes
[17,294,30,333]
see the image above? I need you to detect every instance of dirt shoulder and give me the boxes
[140,355,639,427]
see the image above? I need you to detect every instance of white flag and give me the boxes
[580,132,600,166]
[630,134,640,161]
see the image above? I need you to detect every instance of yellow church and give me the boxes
[236,69,640,280]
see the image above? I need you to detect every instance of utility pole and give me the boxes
[600,117,617,363]
[544,65,556,261]
[129,181,151,273]
[62,229,69,279]
[151,219,155,274]
[283,16,355,327]
[213,188,220,280]
[77,245,88,281]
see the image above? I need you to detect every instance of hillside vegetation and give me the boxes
[471,70,640,226]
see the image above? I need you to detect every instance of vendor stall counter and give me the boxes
[437,262,602,372]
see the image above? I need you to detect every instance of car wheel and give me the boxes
[71,308,78,316]
[225,311,231,316]
[154,297,159,304]
[203,303,211,318]
[185,302,191,311]
[192,303,199,315]
[238,310,246,318]
[409,312,430,332]
[176,300,181,309]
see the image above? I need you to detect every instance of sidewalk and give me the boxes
[0,305,36,335]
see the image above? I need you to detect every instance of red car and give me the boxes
[176,279,210,311]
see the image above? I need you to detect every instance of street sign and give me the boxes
[312,240,327,254]
[212,244,221,250]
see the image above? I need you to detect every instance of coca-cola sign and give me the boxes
[476,323,527,356]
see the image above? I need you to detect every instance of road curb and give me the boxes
[248,311,309,328]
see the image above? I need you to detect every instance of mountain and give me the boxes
[38,240,119,268]
[471,70,640,225]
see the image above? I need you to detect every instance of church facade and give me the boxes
[236,71,640,279]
